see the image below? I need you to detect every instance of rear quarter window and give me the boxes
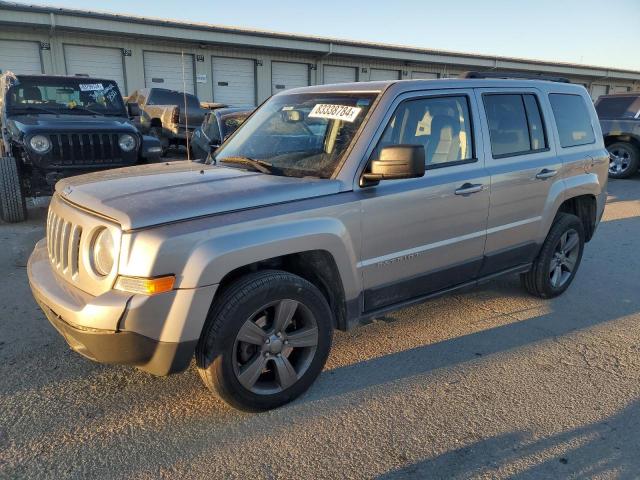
[549,94,595,148]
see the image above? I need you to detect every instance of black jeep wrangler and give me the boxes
[0,73,162,222]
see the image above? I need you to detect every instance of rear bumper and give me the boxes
[27,239,211,375]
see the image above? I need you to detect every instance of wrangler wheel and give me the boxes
[0,156,27,223]
[196,270,333,411]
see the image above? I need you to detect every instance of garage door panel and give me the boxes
[272,62,309,94]
[370,68,400,81]
[0,40,41,75]
[64,45,126,93]
[144,51,195,94]
[212,57,255,106]
[324,65,357,85]
[411,71,438,80]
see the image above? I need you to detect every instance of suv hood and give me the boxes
[8,113,136,135]
[56,162,341,230]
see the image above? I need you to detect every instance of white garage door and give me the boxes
[324,65,357,84]
[411,71,438,80]
[0,40,41,74]
[370,68,400,81]
[272,62,309,94]
[64,45,126,94]
[212,57,255,106]
[144,51,195,94]
[590,84,609,100]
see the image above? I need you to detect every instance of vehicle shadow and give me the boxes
[377,399,640,479]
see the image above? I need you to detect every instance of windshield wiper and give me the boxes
[219,156,273,174]
[14,105,61,115]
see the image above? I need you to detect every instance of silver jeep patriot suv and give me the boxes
[28,75,608,411]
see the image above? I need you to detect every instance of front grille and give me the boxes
[48,133,123,166]
[47,208,83,277]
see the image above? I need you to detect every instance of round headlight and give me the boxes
[91,228,115,276]
[29,135,51,154]
[118,134,136,152]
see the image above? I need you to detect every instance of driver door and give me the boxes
[359,90,490,311]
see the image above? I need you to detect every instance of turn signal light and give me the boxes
[114,275,175,295]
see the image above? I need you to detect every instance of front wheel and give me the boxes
[0,156,27,223]
[608,142,639,179]
[521,213,585,298]
[196,270,333,411]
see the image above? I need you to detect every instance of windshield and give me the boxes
[6,77,125,115]
[148,89,200,109]
[214,92,378,178]
[219,111,250,138]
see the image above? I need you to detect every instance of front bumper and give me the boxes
[27,239,213,375]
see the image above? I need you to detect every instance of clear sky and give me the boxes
[11,0,640,71]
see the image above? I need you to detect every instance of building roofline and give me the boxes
[1,0,639,79]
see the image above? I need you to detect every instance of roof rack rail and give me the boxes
[461,71,571,83]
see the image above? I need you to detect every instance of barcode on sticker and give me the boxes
[308,104,362,122]
[79,83,104,92]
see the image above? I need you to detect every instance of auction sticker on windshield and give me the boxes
[308,104,362,122]
[79,83,104,92]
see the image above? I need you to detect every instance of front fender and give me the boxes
[180,217,361,300]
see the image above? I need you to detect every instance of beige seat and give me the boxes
[426,115,461,165]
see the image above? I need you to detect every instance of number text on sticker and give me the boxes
[308,104,362,122]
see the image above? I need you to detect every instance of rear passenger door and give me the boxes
[475,88,562,275]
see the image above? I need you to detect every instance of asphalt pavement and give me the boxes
[1,177,640,479]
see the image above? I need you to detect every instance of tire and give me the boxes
[521,213,584,299]
[0,156,27,223]
[196,270,333,411]
[149,126,169,157]
[608,142,639,179]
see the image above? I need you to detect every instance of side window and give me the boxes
[484,94,548,158]
[549,94,596,148]
[373,95,474,168]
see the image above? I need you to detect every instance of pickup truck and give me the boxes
[127,88,207,155]
[29,75,607,411]
[595,93,640,178]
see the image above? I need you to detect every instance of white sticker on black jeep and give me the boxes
[308,104,362,122]
[79,83,104,92]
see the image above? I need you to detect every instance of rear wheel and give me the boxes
[608,142,639,179]
[521,213,584,298]
[196,270,333,411]
[0,156,27,223]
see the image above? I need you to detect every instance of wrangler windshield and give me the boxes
[6,77,126,116]
[214,92,378,178]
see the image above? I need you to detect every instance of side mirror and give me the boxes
[127,102,141,117]
[362,145,425,185]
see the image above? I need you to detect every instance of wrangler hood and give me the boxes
[56,161,341,230]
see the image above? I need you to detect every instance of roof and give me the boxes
[1,1,639,79]
[283,78,589,95]
[1,72,119,83]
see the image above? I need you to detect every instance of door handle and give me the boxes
[535,168,558,180]
[455,183,484,195]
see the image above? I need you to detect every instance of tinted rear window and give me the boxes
[549,94,595,148]
[148,89,200,109]
[595,96,640,119]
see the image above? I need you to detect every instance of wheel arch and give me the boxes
[556,193,598,242]
[604,134,640,151]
